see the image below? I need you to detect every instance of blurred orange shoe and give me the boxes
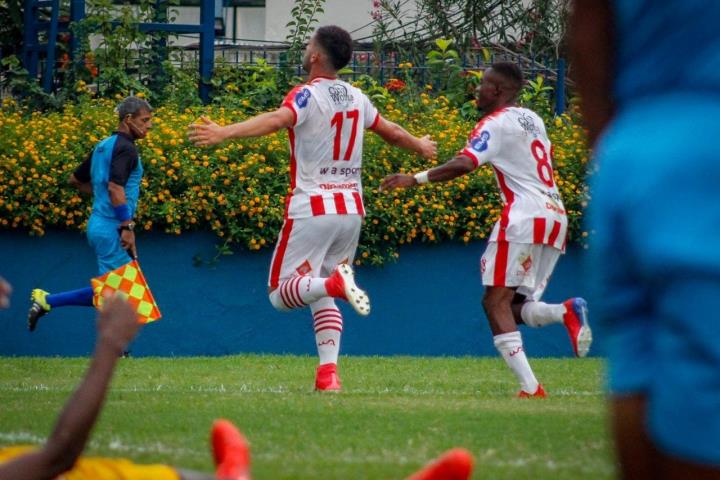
[517,383,546,398]
[315,363,342,391]
[211,419,251,480]
[406,448,474,480]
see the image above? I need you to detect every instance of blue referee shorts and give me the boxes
[87,215,132,275]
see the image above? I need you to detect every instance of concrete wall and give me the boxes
[0,230,594,357]
[264,0,379,42]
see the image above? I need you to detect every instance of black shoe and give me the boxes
[28,302,49,332]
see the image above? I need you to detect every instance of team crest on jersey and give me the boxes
[328,84,354,105]
[520,254,533,273]
[471,130,491,152]
[296,259,312,275]
[295,88,311,108]
[518,112,541,137]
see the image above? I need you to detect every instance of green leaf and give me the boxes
[435,38,452,52]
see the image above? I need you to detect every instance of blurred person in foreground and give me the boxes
[571,0,720,478]
[1,294,250,480]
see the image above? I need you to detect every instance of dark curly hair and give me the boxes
[314,25,353,70]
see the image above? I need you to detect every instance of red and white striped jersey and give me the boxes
[281,76,380,219]
[461,107,568,250]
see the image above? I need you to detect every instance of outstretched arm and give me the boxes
[188,108,295,147]
[381,153,475,191]
[569,0,615,147]
[0,296,141,480]
[371,116,437,159]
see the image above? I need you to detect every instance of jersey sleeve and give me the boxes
[460,120,501,168]
[361,92,380,130]
[72,151,93,183]
[281,85,314,127]
[109,144,138,186]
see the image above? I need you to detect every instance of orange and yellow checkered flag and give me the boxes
[91,260,162,324]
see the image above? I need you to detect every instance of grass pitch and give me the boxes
[0,355,612,479]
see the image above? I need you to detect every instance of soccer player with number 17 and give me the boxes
[382,63,592,397]
[189,26,436,391]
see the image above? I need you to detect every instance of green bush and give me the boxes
[0,85,589,265]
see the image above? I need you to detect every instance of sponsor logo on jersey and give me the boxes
[295,88,311,108]
[318,167,362,176]
[481,257,487,274]
[328,84,354,105]
[518,112,541,136]
[471,130,490,152]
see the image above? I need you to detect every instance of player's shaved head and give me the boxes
[314,26,353,70]
[488,62,524,94]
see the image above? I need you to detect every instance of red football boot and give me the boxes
[517,383,547,398]
[211,419,251,480]
[562,297,592,357]
[407,448,474,480]
[324,264,371,316]
[315,363,342,391]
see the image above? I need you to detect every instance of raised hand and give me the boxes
[96,294,141,354]
[188,116,227,147]
[417,134,437,159]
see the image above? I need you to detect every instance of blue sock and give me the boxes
[46,287,94,308]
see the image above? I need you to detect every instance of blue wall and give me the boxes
[0,231,593,357]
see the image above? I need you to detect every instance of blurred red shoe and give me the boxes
[407,448,474,480]
[517,383,546,398]
[211,419,251,480]
[562,297,592,357]
[315,363,342,391]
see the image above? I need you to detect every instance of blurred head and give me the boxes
[303,25,353,73]
[475,62,523,112]
[117,96,153,140]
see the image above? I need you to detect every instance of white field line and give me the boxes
[0,383,602,396]
[0,431,204,459]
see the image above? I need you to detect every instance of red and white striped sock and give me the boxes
[269,275,329,311]
[493,331,539,394]
[311,298,342,365]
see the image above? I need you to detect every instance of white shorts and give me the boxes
[480,241,561,301]
[268,214,362,288]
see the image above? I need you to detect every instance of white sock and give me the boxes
[311,298,342,365]
[521,301,565,328]
[493,331,539,394]
[269,275,328,311]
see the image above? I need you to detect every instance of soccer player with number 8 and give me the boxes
[381,63,592,397]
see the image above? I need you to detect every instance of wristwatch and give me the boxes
[118,221,136,233]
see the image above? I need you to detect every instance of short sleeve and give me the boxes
[109,144,138,186]
[73,151,93,183]
[281,85,314,127]
[361,92,380,130]
[460,120,501,168]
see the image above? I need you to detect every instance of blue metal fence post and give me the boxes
[554,58,566,115]
[199,0,215,103]
[23,0,38,78]
[42,0,60,92]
